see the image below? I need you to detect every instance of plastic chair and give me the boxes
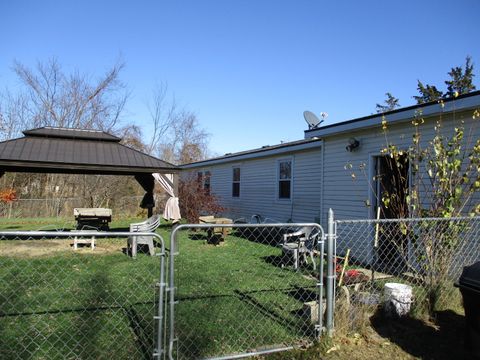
[282,226,319,270]
[127,215,161,257]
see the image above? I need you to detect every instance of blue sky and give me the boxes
[1,0,479,155]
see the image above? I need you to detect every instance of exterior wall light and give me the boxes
[346,137,360,152]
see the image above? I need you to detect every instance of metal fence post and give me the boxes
[168,224,182,360]
[317,228,325,338]
[326,208,335,336]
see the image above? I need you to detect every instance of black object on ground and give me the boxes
[456,260,480,359]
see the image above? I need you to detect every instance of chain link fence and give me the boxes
[0,195,169,219]
[7,214,474,357]
[167,222,326,359]
[0,223,328,359]
[332,214,480,335]
[0,198,85,218]
[0,230,166,360]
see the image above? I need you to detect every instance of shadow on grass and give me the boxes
[188,233,209,241]
[232,227,286,246]
[285,286,318,303]
[371,310,468,360]
[108,226,130,232]
[234,289,315,337]
[124,305,154,360]
[263,254,285,268]
[263,255,319,279]
[3,225,21,230]
[0,268,26,358]
[73,270,113,358]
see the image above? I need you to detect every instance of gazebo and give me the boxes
[0,127,180,218]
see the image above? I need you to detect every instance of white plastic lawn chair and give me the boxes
[127,215,161,257]
[282,226,319,270]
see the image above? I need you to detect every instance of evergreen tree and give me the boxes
[445,56,476,97]
[413,81,444,104]
[376,92,401,113]
[413,56,476,104]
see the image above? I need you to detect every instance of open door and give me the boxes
[372,154,409,269]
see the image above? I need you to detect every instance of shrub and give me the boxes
[178,175,225,223]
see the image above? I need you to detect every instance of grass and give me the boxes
[0,217,321,359]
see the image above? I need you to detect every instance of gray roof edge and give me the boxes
[305,92,480,139]
[180,138,323,169]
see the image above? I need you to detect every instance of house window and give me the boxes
[197,171,211,195]
[204,171,211,195]
[278,160,292,199]
[232,167,240,197]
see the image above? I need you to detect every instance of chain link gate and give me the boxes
[166,222,326,360]
[0,230,167,360]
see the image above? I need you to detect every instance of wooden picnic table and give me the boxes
[198,216,233,244]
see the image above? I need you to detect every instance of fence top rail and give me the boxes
[0,230,166,255]
[172,222,325,240]
[175,222,322,229]
[335,216,480,224]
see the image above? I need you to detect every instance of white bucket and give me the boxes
[384,282,413,316]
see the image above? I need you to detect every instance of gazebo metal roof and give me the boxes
[0,127,178,175]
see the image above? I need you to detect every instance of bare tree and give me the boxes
[146,83,177,154]
[0,58,133,215]
[3,57,128,135]
[0,90,30,141]
[146,83,210,165]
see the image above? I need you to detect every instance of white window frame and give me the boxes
[277,158,293,201]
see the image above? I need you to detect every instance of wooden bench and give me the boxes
[73,235,96,250]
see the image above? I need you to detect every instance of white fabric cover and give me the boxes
[153,173,182,222]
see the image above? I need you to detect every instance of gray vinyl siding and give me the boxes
[191,147,322,223]
[321,109,480,264]
[321,109,479,222]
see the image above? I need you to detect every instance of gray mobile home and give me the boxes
[181,91,480,233]
[181,138,323,223]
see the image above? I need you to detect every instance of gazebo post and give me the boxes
[172,173,180,227]
[135,174,156,219]
[173,173,179,200]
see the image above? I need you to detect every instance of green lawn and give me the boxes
[0,217,321,359]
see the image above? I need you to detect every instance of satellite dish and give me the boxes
[303,111,325,129]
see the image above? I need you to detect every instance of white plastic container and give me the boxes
[384,282,413,316]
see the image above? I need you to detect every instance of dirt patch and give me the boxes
[0,238,125,258]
